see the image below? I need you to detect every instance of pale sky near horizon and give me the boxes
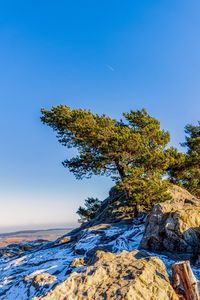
[0,0,200,232]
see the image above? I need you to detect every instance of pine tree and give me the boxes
[168,122,200,197]
[77,197,101,224]
[41,106,172,213]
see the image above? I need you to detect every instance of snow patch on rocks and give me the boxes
[0,213,199,299]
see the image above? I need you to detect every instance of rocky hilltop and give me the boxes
[0,185,200,299]
[37,250,178,300]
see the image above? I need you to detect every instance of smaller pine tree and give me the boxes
[77,197,101,224]
[168,122,200,197]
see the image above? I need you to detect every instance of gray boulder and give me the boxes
[140,185,200,257]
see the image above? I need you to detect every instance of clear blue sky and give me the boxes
[0,0,200,232]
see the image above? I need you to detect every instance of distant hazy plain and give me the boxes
[0,228,74,247]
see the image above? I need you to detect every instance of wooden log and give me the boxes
[171,261,199,300]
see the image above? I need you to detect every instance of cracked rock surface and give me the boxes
[37,250,179,300]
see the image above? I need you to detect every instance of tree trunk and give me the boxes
[115,160,126,180]
[114,160,139,216]
[171,261,199,300]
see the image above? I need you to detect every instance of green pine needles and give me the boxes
[76,197,101,224]
[168,122,200,198]
[41,105,199,215]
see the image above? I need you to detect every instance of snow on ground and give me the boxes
[0,216,199,299]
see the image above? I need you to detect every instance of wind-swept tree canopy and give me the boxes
[169,122,200,197]
[41,105,172,212]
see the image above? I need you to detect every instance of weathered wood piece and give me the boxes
[172,261,199,300]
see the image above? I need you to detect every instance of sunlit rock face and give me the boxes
[140,185,200,255]
[37,250,179,300]
[0,185,200,299]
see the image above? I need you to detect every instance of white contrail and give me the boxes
[106,64,115,72]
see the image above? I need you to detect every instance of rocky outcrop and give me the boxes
[1,184,200,299]
[25,273,57,286]
[38,250,178,300]
[0,217,147,299]
[70,257,85,267]
[82,188,138,227]
[140,185,200,257]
